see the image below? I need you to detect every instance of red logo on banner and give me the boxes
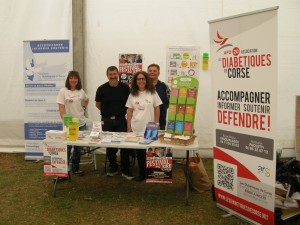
[232,47,240,56]
[214,31,228,46]
[214,31,233,52]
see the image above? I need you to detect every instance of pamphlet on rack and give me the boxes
[146,146,173,183]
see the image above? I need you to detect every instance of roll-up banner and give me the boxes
[23,40,71,160]
[209,7,278,225]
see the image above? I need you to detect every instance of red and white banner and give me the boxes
[209,7,278,225]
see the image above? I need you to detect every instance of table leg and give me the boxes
[53,176,58,197]
[185,150,190,205]
[51,145,73,197]
[68,146,73,182]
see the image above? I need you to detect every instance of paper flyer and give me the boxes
[43,141,68,177]
[119,54,142,86]
[146,147,173,183]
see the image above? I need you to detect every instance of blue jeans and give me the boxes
[68,124,86,173]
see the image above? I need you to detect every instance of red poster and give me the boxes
[119,54,143,86]
[146,147,173,183]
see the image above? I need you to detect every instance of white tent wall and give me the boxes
[1,0,300,157]
[0,0,72,152]
[85,0,300,157]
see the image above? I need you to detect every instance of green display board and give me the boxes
[166,76,199,135]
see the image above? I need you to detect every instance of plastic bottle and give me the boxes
[202,53,209,70]
[68,121,79,141]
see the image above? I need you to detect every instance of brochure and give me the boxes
[139,139,155,145]
[124,136,140,143]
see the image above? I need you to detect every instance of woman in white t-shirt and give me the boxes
[126,71,162,181]
[57,71,89,177]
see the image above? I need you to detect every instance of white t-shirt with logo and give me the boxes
[126,90,162,132]
[57,87,88,127]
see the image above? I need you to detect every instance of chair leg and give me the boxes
[93,150,97,170]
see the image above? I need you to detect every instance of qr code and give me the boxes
[217,163,234,191]
[44,165,51,172]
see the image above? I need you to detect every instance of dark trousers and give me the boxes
[136,149,146,177]
[160,125,166,130]
[102,117,132,174]
[68,124,86,172]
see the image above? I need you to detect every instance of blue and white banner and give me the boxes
[23,40,71,160]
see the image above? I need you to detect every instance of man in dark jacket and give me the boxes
[147,64,170,130]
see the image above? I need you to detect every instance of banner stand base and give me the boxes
[216,203,261,225]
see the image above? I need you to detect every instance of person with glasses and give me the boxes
[147,64,170,130]
[126,71,162,181]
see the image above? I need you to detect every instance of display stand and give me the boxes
[209,7,279,225]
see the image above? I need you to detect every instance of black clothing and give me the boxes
[136,149,146,177]
[95,81,131,174]
[95,82,130,117]
[102,117,132,174]
[155,80,170,130]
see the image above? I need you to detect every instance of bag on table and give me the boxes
[182,153,211,192]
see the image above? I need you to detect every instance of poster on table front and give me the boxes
[209,7,278,225]
[166,46,200,86]
[146,147,173,183]
[24,40,71,160]
[43,141,68,177]
[118,54,143,86]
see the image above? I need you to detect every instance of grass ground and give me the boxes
[0,153,252,225]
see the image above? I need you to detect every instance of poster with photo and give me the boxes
[119,54,143,86]
[146,147,173,183]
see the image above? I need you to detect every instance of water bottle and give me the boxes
[202,53,209,70]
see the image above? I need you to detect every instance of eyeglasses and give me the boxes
[137,78,145,81]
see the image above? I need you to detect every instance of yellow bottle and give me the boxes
[68,121,79,141]
[202,53,209,70]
